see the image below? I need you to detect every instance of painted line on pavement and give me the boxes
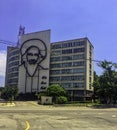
[112,115,116,117]
[25,121,30,130]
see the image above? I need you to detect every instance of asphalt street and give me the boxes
[0,102,117,130]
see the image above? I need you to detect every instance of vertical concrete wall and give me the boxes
[85,39,94,91]
[18,30,50,93]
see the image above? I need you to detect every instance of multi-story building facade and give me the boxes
[50,38,94,101]
[5,47,19,86]
[5,29,94,101]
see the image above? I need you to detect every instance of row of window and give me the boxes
[8,72,18,78]
[8,67,18,73]
[61,83,84,88]
[51,41,85,49]
[50,61,85,68]
[8,55,19,62]
[68,90,84,95]
[8,61,19,68]
[89,77,92,83]
[62,48,85,54]
[7,78,18,84]
[50,75,84,81]
[8,49,19,57]
[50,54,84,62]
[50,68,85,75]
[51,47,85,56]
[50,83,84,88]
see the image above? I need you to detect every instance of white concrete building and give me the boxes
[50,38,94,101]
[18,30,50,93]
[5,29,94,101]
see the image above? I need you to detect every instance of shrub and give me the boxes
[47,84,67,103]
[57,96,68,104]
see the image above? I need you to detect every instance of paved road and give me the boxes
[0,102,117,130]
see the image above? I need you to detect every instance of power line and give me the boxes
[85,59,103,63]
[0,39,16,46]
[0,39,104,63]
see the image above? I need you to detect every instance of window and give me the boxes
[8,61,19,68]
[61,76,72,81]
[73,61,84,66]
[89,84,92,89]
[89,64,92,69]
[89,77,92,83]
[61,69,72,74]
[73,41,85,47]
[7,78,18,84]
[61,83,72,88]
[9,50,20,57]
[61,75,84,81]
[50,76,60,81]
[73,54,84,60]
[50,70,61,74]
[62,42,72,48]
[73,68,84,73]
[73,76,84,81]
[8,56,19,62]
[62,56,72,61]
[73,48,85,53]
[51,50,61,56]
[51,44,61,49]
[62,62,72,67]
[8,67,18,73]
[50,57,61,62]
[73,83,84,88]
[50,63,61,68]
[62,49,72,54]
[89,70,92,76]
[8,72,18,78]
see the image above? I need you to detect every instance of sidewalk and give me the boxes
[0,101,91,111]
[0,101,117,111]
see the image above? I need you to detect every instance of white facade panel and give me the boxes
[18,30,50,93]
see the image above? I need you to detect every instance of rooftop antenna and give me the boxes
[17,25,25,47]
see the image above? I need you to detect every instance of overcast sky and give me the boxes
[0,0,117,86]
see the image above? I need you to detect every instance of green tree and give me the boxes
[0,87,4,98]
[92,71,100,102]
[46,84,67,103]
[1,85,18,102]
[94,60,117,104]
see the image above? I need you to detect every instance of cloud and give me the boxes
[0,50,6,77]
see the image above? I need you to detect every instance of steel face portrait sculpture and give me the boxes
[20,38,47,77]
[19,38,48,93]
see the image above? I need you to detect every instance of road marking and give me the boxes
[112,115,116,118]
[25,121,30,130]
